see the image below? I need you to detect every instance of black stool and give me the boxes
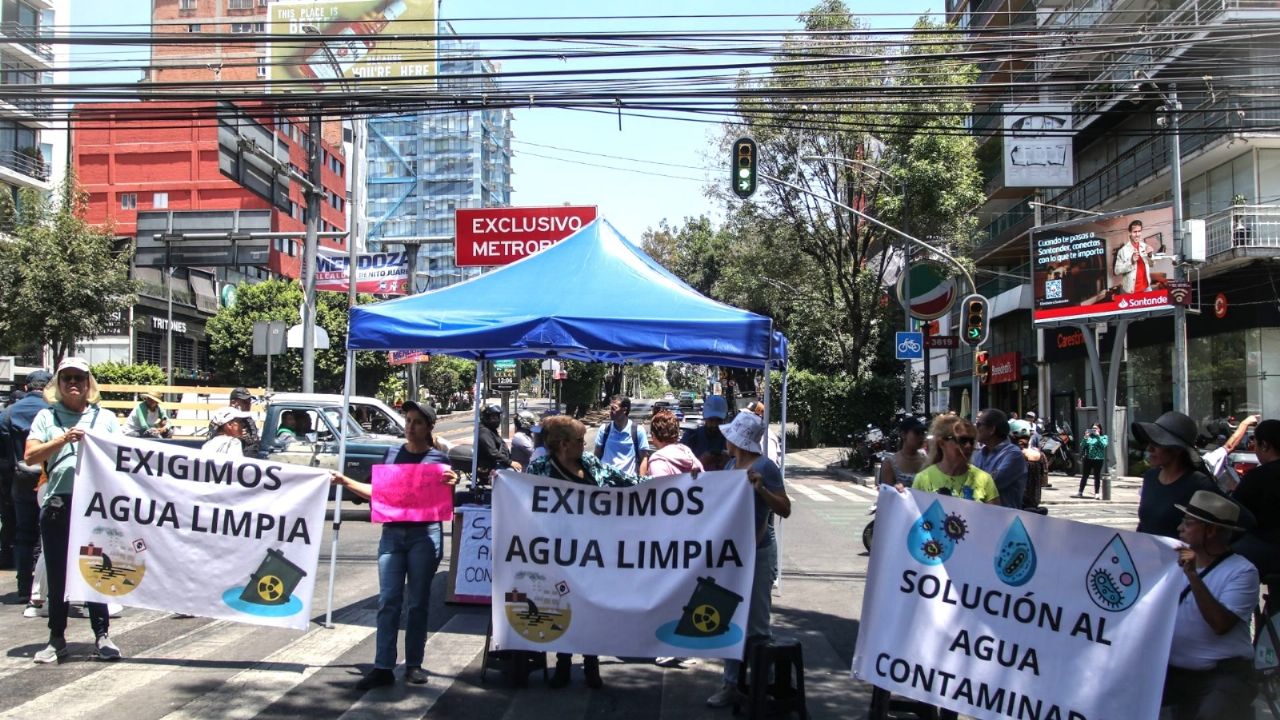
[481,620,547,686]
[733,638,808,719]
[868,687,957,720]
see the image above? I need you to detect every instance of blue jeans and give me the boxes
[723,541,777,684]
[374,522,443,670]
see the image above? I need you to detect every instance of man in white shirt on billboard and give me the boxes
[1114,219,1156,294]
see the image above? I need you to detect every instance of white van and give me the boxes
[269,392,406,437]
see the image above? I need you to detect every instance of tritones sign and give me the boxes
[455,206,597,266]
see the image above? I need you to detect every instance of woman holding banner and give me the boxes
[331,400,456,690]
[706,410,791,709]
[526,414,648,689]
[23,357,123,664]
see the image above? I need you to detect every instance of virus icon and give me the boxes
[1088,568,1124,609]
[920,520,934,531]
[921,539,946,559]
[943,513,969,542]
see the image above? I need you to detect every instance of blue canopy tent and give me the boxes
[322,219,790,623]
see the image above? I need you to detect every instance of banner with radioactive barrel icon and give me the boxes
[66,432,330,630]
[491,470,756,659]
[853,487,1185,720]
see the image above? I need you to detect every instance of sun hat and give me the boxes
[1175,490,1247,532]
[140,392,162,404]
[401,400,437,424]
[57,357,90,374]
[721,411,764,454]
[702,395,729,420]
[1132,410,1201,464]
[209,407,252,430]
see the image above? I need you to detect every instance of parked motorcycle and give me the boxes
[851,423,886,474]
[1040,430,1077,476]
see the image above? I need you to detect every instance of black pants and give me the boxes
[11,472,41,598]
[1079,458,1103,495]
[0,469,14,563]
[40,499,109,640]
[1162,660,1257,720]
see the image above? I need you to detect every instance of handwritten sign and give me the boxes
[454,506,492,601]
[371,463,453,523]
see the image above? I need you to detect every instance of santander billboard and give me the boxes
[455,206,597,266]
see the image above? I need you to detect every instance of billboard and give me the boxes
[1032,204,1176,324]
[269,0,436,89]
[1003,104,1074,188]
[314,246,409,295]
[455,206,598,267]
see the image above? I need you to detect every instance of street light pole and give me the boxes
[1167,84,1189,415]
[301,112,322,393]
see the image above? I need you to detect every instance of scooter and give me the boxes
[1040,431,1077,475]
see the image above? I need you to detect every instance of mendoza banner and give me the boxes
[66,432,330,630]
[315,248,410,296]
[853,488,1183,720]
[492,470,755,659]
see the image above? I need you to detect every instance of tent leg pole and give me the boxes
[324,348,356,629]
[471,359,484,486]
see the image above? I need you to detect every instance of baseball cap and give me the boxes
[702,395,728,420]
[229,387,255,401]
[209,407,252,429]
[401,400,437,424]
[57,357,90,374]
[25,369,53,389]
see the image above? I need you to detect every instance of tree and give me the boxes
[0,176,136,363]
[205,280,395,394]
[418,355,476,404]
[665,362,704,392]
[561,360,608,417]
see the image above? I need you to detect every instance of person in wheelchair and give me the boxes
[1162,491,1259,719]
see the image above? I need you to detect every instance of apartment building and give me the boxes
[946,0,1280,436]
[0,0,65,211]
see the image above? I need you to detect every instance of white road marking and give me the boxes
[791,484,834,502]
[820,483,878,501]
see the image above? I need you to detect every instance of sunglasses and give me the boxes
[946,435,976,446]
[59,374,89,384]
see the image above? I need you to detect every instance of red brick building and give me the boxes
[71,100,348,378]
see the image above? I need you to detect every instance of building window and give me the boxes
[153,192,168,209]
[228,0,254,9]
[120,193,137,210]
[189,24,201,32]
[257,57,268,78]
[135,332,162,366]
[231,23,254,33]
[179,0,197,9]
[174,337,195,371]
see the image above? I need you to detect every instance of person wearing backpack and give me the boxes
[593,395,649,474]
[2,369,52,616]
[23,358,123,663]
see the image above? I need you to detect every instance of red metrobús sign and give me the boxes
[985,351,1021,385]
[455,206,598,266]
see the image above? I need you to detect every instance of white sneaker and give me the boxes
[22,603,40,619]
[1093,492,1101,500]
[706,683,740,708]
[95,635,122,661]
[33,638,66,664]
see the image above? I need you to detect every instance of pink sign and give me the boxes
[371,463,454,523]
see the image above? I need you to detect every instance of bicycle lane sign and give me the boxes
[895,331,924,360]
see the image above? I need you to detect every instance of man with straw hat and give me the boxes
[1162,490,1258,718]
[123,392,170,439]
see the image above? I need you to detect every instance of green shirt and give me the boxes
[913,464,999,504]
[29,402,119,502]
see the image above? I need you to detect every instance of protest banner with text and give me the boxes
[67,432,330,630]
[853,487,1182,720]
[492,470,755,658]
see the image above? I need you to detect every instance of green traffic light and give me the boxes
[967,328,980,338]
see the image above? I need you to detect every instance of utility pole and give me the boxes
[301,113,322,393]
[1167,85,1189,415]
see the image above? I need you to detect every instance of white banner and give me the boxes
[492,470,755,658]
[853,488,1183,720]
[455,506,492,598]
[67,432,330,630]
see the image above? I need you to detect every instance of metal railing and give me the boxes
[0,22,52,62]
[0,149,47,181]
[1205,205,1280,257]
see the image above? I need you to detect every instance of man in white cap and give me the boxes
[1162,490,1258,718]
[202,407,253,456]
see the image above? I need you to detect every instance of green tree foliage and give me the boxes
[625,363,667,398]
[419,355,476,404]
[561,360,608,417]
[205,280,393,394]
[664,362,704,392]
[0,176,136,363]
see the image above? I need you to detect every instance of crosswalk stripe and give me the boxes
[791,485,834,502]
[0,606,164,680]
[162,609,377,720]
[819,483,877,501]
[338,613,487,720]
[0,618,264,720]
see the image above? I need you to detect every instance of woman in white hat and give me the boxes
[23,357,123,663]
[705,411,791,708]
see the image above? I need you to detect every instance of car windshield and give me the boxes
[321,408,369,438]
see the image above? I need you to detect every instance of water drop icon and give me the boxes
[1086,534,1141,612]
[907,500,955,565]
[994,516,1037,586]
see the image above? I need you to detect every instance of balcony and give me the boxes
[0,22,52,65]
[0,148,48,183]
[1205,205,1280,258]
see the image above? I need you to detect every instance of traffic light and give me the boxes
[961,293,989,347]
[976,350,991,383]
[731,137,757,199]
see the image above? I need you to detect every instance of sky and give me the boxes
[68,0,938,242]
